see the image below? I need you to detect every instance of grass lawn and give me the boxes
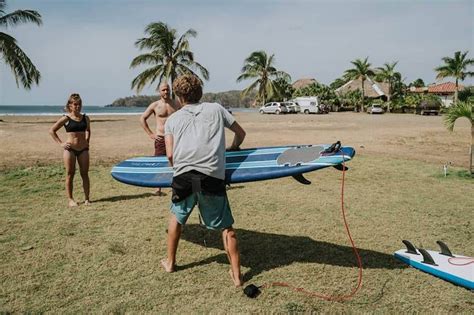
[0,155,472,313]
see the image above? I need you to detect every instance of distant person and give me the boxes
[161,75,246,288]
[140,83,180,195]
[49,93,91,207]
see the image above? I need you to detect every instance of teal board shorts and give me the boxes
[170,192,234,230]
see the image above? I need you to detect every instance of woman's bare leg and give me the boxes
[77,150,90,204]
[63,150,77,207]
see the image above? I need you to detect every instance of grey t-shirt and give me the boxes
[164,102,236,179]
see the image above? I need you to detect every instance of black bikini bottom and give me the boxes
[66,147,89,157]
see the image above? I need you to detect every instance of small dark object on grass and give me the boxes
[243,284,261,298]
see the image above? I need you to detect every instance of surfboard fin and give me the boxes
[418,248,438,266]
[436,240,454,257]
[402,240,419,255]
[333,164,348,171]
[292,174,311,185]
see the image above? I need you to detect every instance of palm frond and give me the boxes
[240,80,260,98]
[131,65,164,93]
[130,53,163,68]
[444,102,473,131]
[0,32,41,89]
[0,9,42,28]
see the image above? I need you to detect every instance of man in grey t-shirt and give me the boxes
[161,75,246,288]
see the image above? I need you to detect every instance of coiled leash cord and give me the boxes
[244,148,363,301]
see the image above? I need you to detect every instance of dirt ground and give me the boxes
[0,112,471,170]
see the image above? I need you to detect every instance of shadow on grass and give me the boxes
[179,224,404,281]
[94,192,156,203]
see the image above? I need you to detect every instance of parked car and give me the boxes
[281,101,300,113]
[367,104,384,114]
[416,99,441,115]
[259,102,289,114]
[292,97,320,114]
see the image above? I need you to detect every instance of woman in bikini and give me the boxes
[49,93,91,207]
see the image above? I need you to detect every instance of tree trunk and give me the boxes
[471,123,473,175]
[387,80,391,113]
[361,79,365,112]
[454,78,459,106]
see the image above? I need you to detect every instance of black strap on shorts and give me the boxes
[171,170,226,203]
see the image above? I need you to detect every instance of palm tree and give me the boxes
[236,50,291,106]
[344,57,375,112]
[409,78,425,88]
[444,101,473,175]
[435,51,474,105]
[376,61,401,112]
[130,22,209,95]
[0,0,42,89]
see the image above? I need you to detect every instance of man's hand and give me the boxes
[226,146,241,152]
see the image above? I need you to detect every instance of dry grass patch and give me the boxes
[0,155,472,313]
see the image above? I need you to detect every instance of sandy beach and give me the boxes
[0,112,471,170]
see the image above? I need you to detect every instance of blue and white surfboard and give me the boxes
[395,241,474,290]
[111,144,355,188]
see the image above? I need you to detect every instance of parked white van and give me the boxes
[292,96,320,114]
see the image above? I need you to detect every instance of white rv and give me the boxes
[292,96,320,114]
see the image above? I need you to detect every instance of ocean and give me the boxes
[0,105,256,116]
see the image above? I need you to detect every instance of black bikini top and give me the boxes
[64,114,87,132]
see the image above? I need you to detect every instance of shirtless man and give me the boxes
[140,83,180,195]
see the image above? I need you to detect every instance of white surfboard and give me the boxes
[394,240,473,290]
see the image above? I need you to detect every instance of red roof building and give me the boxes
[408,82,465,106]
[427,82,464,94]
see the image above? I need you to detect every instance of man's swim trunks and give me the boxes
[154,135,166,156]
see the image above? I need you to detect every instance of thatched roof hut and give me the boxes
[292,78,318,90]
[335,77,389,98]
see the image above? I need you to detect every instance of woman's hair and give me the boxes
[173,75,202,104]
[65,93,82,112]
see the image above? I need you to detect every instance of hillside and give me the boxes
[107,90,257,108]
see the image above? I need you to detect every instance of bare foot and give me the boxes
[229,269,243,288]
[84,200,91,206]
[161,258,175,273]
[68,199,78,207]
[154,189,165,196]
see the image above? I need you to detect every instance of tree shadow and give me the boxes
[94,192,156,203]
[179,224,404,281]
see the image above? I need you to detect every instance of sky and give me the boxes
[1,0,472,105]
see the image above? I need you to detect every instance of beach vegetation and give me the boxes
[444,101,473,174]
[108,90,257,108]
[375,61,402,112]
[237,50,291,106]
[408,78,425,88]
[434,51,474,105]
[329,77,349,90]
[343,57,375,112]
[292,83,339,108]
[130,21,209,95]
[0,0,42,89]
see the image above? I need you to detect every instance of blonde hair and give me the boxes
[65,93,82,112]
[173,75,202,103]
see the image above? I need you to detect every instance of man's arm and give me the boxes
[227,121,246,150]
[140,102,158,140]
[165,134,174,166]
